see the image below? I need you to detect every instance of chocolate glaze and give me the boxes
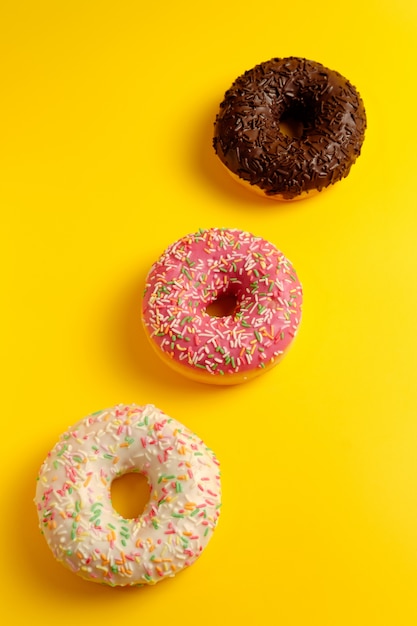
[213,57,367,200]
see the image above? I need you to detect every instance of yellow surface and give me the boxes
[1,1,417,624]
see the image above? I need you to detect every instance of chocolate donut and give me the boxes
[213,57,366,200]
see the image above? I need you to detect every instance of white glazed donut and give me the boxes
[34,404,221,587]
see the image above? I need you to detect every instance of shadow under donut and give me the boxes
[110,269,242,398]
[187,99,278,209]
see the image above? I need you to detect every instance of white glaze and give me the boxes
[35,404,221,586]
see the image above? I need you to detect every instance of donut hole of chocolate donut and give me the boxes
[205,292,238,318]
[278,101,315,139]
[111,471,151,520]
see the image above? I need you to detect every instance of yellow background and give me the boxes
[2,1,417,624]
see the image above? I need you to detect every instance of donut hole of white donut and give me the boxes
[110,471,150,520]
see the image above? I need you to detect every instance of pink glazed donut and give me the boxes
[142,228,302,384]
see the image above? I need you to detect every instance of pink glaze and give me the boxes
[142,228,302,382]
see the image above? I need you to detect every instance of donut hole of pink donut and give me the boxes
[205,292,238,318]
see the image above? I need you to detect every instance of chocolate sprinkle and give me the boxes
[213,57,367,200]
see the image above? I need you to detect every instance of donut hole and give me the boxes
[205,292,238,318]
[279,102,314,139]
[111,471,150,520]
